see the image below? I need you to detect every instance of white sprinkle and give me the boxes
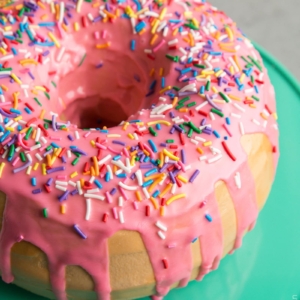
[233,103,245,113]
[77,181,83,195]
[119,211,125,224]
[35,153,43,161]
[26,166,32,175]
[118,196,123,207]
[1,149,8,159]
[55,185,67,192]
[209,146,221,155]
[252,119,260,126]
[85,198,91,221]
[195,136,206,142]
[67,150,72,158]
[26,153,32,162]
[155,221,167,232]
[98,154,111,165]
[171,183,177,194]
[55,180,68,186]
[111,160,131,173]
[118,182,138,191]
[142,187,150,199]
[263,120,267,128]
[87,188,99,194]
[107,164,113,179]
[135,169,143,186]
[199,155,207,161]
[231,113,241,118]
[209,112,215,121]
[157,231,166,240]
[56,46,65,62]
[75,131,80,139]
[195,101,208,111]
[234,172,241,189]
[68,180,76,187]
[239,122,245,135]
[207,154,222,164]
[84,193,105,200]
[190,139,199,145]
[35,127,41,142]
[168,38,178,46]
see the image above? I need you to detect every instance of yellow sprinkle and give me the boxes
[33,162,39,171]
[42,163,47,175]
[39,109,46,120]
[19,127,29,134]
[15,4,23,10]
[6,127,14,132]
[107,134,121,138]
[177,175,188,183]
[80,178,85,188]
[150,197,159,210]
[215,70,223,77]
[163,149,179,161]
[122,122,129,131]
[225,26,234,41]
[96,42,111,49]
[166,193,186,205]
[31,89,39,95]
[240,73,246,83]
[130,155,136,166]
[48,32,60,48]
[249,104,256,109]
[127,133,134,140]
[125,6,135,17]
[50,156,57,166]
[196,147,204,155]
[60,204,66,214]
[272,112,278,120]
[191,18,199,28]
[202,70,214,75]
[0,47,7,55]
[0,162,5,178]
[203,141,212,147]
[159,7,167,20]
[130,150,137,157]
[147,120,171,126]
[151,19,159,34]
[35,86,46,92]
[229,66,235,75]
[212,86,218,94]
[62,23,69,32]
[14,116,22,122]
[135,190,142,201]
[213,99,226,104]
[90,140,96,147]
[260,113,268,120]
[11,73,22,85]
[160,182,172,198]
[159,86,172,94]
[13,92,18,109]
[146,174,163,180]
[233,55,242,71]
[160,206,165,216]
[228,94,241,101]
[19,58,38,66]
[70,171,78,178]
[219,45,236,53]
[74,22,80,31]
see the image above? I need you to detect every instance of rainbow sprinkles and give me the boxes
[0,0,279,299]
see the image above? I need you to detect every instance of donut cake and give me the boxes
[0,0,279,299]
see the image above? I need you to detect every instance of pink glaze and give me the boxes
[0,1,279,300]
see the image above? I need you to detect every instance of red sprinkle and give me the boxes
[102,213,108,223]
[162,258,169,269]
[179,132,185,145]
[146,205,150,216]
[221,141,236,161]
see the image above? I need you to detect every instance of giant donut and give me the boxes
[0,0,279,299]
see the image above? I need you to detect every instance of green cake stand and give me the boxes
[1,44,299,300]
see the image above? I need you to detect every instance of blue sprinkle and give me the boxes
[148,139,158,153]
[205,214,213,222]
[51,142,60,148]
[145,168,157,177]
[142,179,154,187]
[113,155,121,161]
[213,130,220,138]
[24,107,32,114]
[152,190,160,198]
[200,85,205,94]
[31,177,37,186]
[156,123,161,130]
[161,77,165,88]
[116,173,126,178]
[192,237,198,243]
[94,179,103,189]
[131,39,136,51]
[225,117,231,125]
[105,172,110,182]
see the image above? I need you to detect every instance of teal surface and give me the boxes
[1,45,300,300]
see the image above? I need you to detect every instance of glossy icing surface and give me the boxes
[0,0,279,299]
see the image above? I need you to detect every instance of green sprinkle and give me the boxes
[178,96,190,105]
[44,123,49,129]
[187,128,193,138]
[219,92,230,103]
[34,97,42,106]
[44,92,50,100]
[175,104,184,110]
[241,56,252,65]
[247,56,263,72]
[20,152,26,162]
[0,68,12,71]
[187,101,196,108]
[8,144,14,158]
[43,208,48,218]
[211,108,224,117]
[166,139,174,143]
[252,95,260,101]
[194,64,206,69]
[18,7,25,17]
[46,146,53,151]
[135,156,140,161]
[188,121,201,133]
[17,29,22,38]
[184,23,198,30]
[51,81,57,88]
[79,53,87,67]
[245,63,253,69]
[165,54,179,62]
[250,75,255,84]
[72,157,80,166]
[24,127,33,140]
[179,124,186,133]
[173,86,180,91]
[15,39,23,44]
[43,118,52,123]
[205,80,211,91]
[149,126,157,137]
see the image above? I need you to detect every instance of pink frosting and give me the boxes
[0,1,279,299]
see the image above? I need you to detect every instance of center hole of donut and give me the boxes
[58,51,149,129]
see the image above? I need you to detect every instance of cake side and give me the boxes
[0,132,274,300]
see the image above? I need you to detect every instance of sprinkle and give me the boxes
[85,199,91,221]
[155,221,167,231]
[166,193,186,205]
[205,214,213,222]
[73,224,87,239]
[157,231,166,240]
[221,141,236,161]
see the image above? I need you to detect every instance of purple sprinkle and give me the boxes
[169,111,175,118]
[130,173,136,180]
[46,166,65,174]
[28,71,35,80]
[172,169,180,177]
[43,148,54,157]
[203,128,212,135]
[70,189,78,196]
[13,161,31,173]
[61,156,67,163]
[159,163,169,173]
[112,140,126,146]
[160,143,167,147]
[181,149,186,164]
[169,127,175,134]
[73,224,87,239]
[32,188,42,194]
[58,190,70,201]
[173,124,184,133]
[206,94,222,111]
[46,178,53,186]
[110,187,117,195]
[140,154,145,162]
[67,134,74,141]
[0,108,18,118]
[200,118,206,126]
[140,163,153,169]
[71,148,87,156]
[169,171,176,184]
[96,63,103,68]
[52,115,57,131]
[42,50,50,56]
[189,170,200,183]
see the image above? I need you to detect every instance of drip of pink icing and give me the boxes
[0,1,279,299]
